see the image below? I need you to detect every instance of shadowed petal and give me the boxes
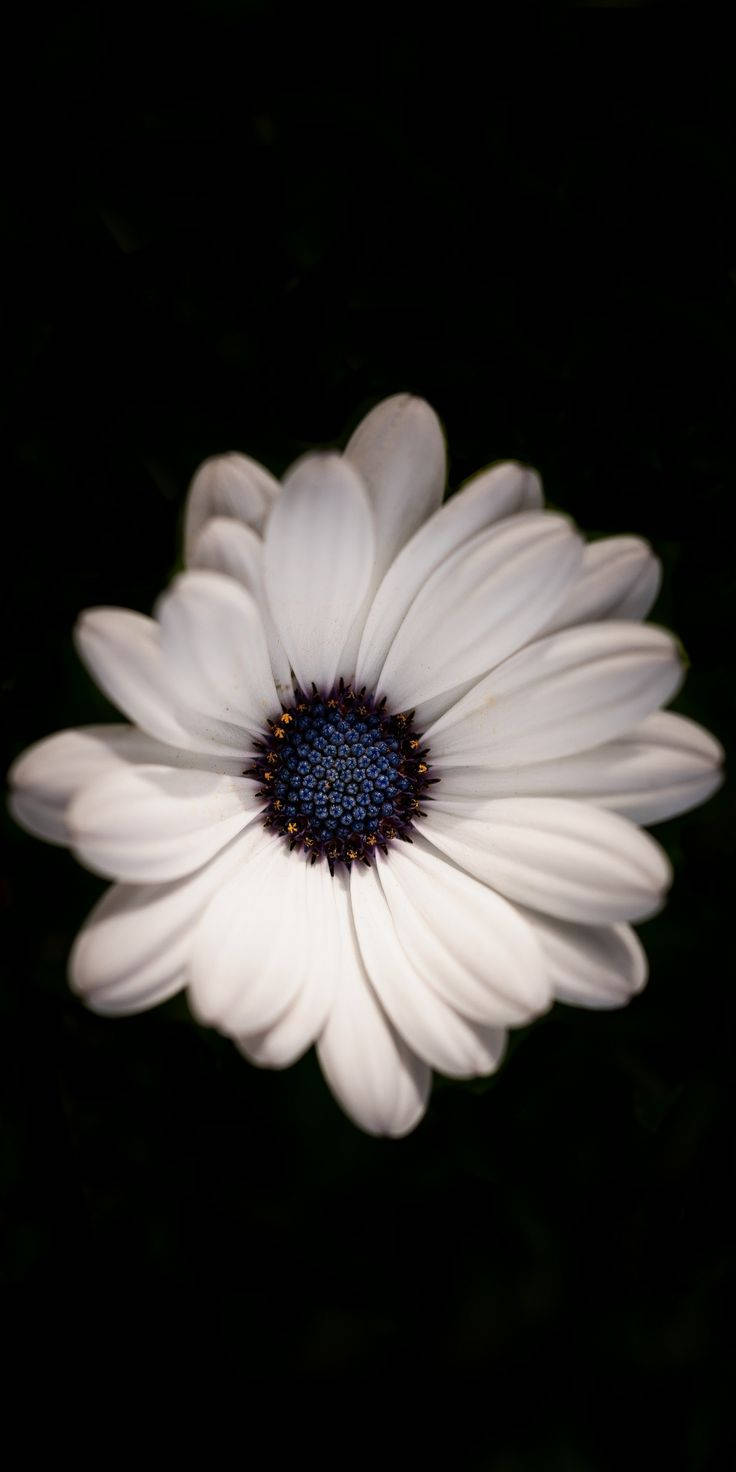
[263,452,375,692]
[520,909,648,1009]
[70,824,270,1014]
[351,862,508,1078]
[184,452,279,555]
[316,873,431,1137]
[355,459,542,689]
[68,764,261,882]
[433,710,723,824]
[156,570,280,736]
[376,512,582,710]
[188,517,293,698]
[419,798,672,924]
[377,835,550,1025]
[427,622,684,768]
[541,535,661,635]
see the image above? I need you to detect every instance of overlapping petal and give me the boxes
[337,394,447,672]
[418,798,672,923]
[355,459,542,689]
[375,511,583,710]
[316,874,431,1137]
[541,535,661,635]
[184,451,279,555]
[155,570,280,736]
[263,451,375,692]
[9,725,200,846]
[350,862,508,1078]
[189,835,338,1048]
[521,909,648,1009]
[70,823,268,1014]
[434,710,723,824]
[68,764,261,883]
[344,393,446,577]
[190,514,263,588]
[236,859,340,1068]
[376,835,550,1025]
[427,622,684,768]
[188,516,292,697]
[74,608,206,751]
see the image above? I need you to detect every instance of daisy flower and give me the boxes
[8,395,724,1136]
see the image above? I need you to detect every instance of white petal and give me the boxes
[542,535,661,635]
[156,570,280,736]
[419,798,672,924]
[190,837,332,1036]
[236,860,340,1068]
[377,835,550,1025]
[69,823,267,1015]
[375,512,582,711]
[344,394,446,573]
[188,518,293,699]
[68,764,261,882]
[350,862,507,1078]
[435,710,724,825]
[8,790,69,846]
[75,608,254,759]
[8,727,148,846]
[84,970,188,1015]
[316,874,431,1137]
[7,724,245,847]
[605,710,724,823]
[427,622,684,768]
[339,394,447,672]
[409,678,486,734]
[184,452,279,556]
[74,608,210,751]
[263,452,375,692]
[522,910,648,1009]
[355,459,542,690]
[189,514,263,587]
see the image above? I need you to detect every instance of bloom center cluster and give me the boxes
[246,683,435,871]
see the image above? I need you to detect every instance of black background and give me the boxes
[3,5,734,1458]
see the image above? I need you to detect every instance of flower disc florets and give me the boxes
[245,680,435,871]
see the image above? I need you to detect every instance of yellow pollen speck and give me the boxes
[287,821,298,834]
[267,752,278,764]
[347,848,359,860]
[365,834,377,846]
[274,727,285,739]
[273,799,283,810]
[418,762,427,773]
[279,712,293,724]
[264,770,274,781]
[409,738,419,749]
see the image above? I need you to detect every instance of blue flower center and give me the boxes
[245,683,435,871]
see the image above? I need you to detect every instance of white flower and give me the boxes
[8,394,723,1136]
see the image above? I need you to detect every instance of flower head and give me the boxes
[8,395,724,1135]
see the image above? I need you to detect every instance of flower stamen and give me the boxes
[245,680,435,873]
